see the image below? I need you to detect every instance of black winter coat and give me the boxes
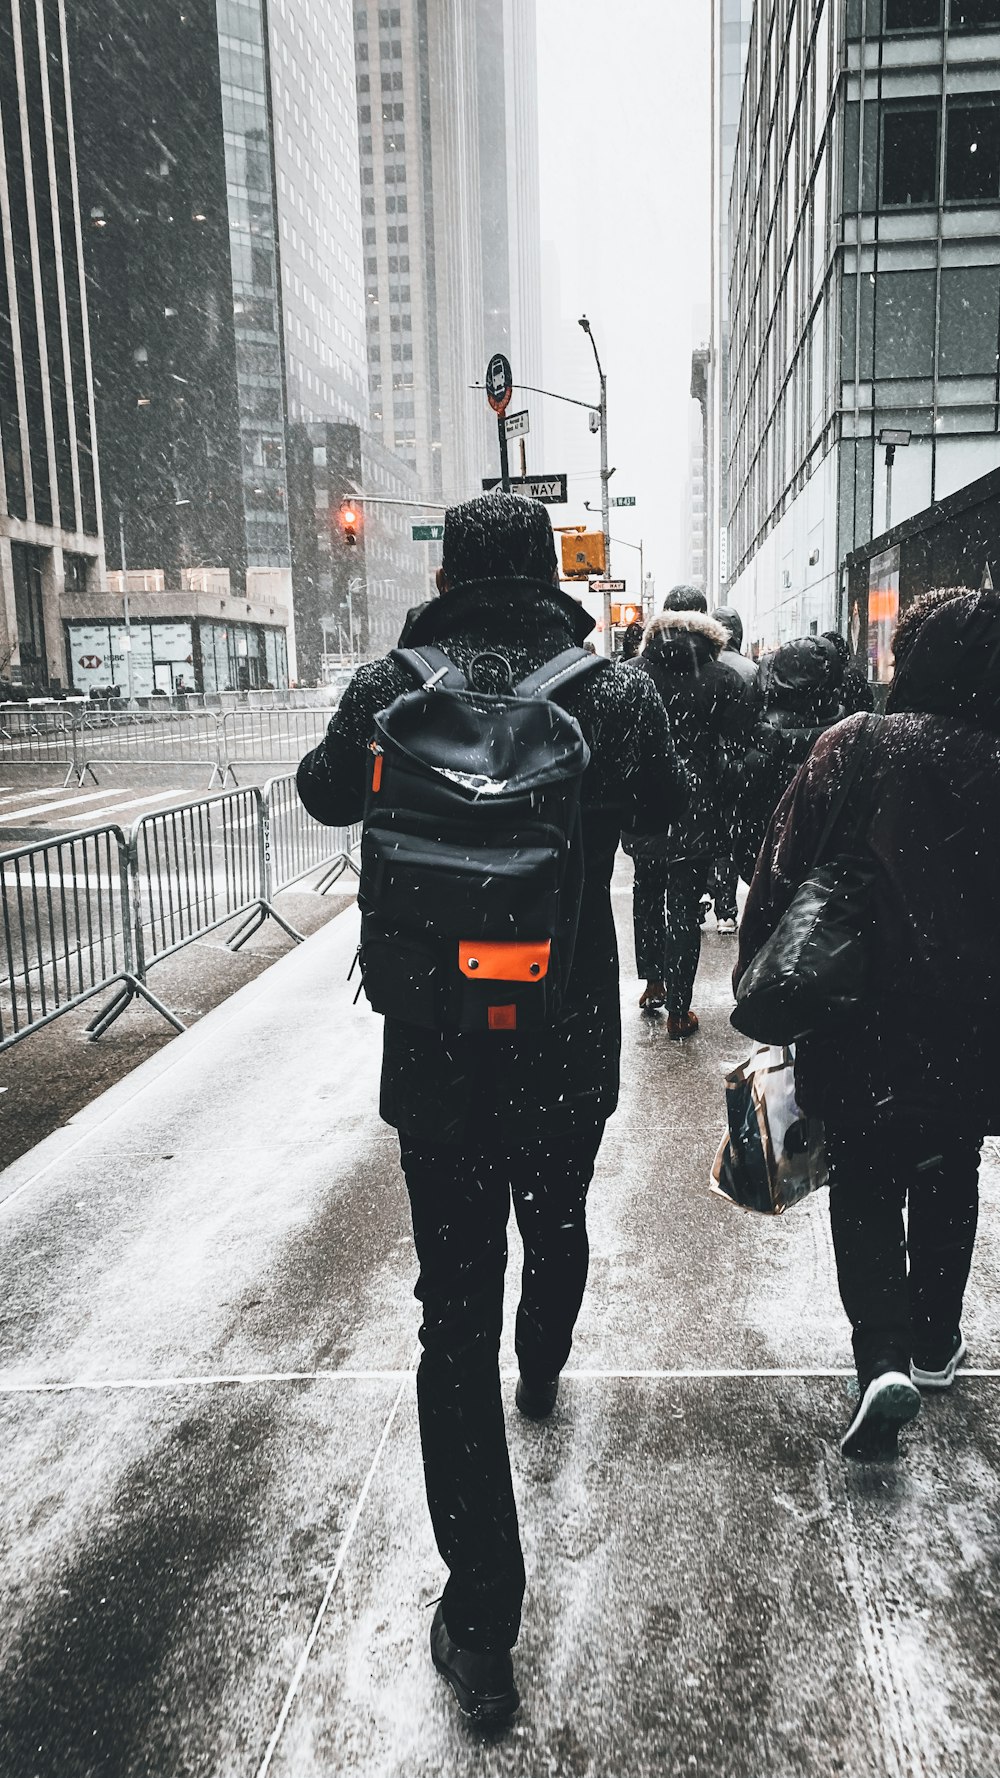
[297,581,689,1144]
[737,590,1000,1132]
[622,611,754,862]
[732,637,845,881]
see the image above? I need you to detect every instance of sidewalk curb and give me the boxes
[0,900,361,1211]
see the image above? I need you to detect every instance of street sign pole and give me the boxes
[498,414,511,494]
[485,352,514,494]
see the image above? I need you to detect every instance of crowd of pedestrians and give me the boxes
[297,492,1000,1729]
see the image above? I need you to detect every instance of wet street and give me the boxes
[2,859,1000,1777]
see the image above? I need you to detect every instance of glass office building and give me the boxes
[0,0,104,691]
[727,0,1000,649]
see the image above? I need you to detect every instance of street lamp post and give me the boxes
[578,316,612,649]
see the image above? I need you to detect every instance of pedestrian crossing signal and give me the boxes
[611,603,642,626]
[560,532,605,579]
[340,505,359,546]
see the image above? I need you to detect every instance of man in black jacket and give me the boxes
[707,606,759,929]
[297,494,686,1723]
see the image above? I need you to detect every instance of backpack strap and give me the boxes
[515,647,608,704]
[390,645,468,691]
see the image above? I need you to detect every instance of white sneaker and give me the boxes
[841,1370,921,1460]
[715,917,738,934]
[911,1335,967,1391]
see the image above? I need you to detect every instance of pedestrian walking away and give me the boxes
[707,605,760,930]
[820,630,875,715]
[736,588,1000,1460]
[296,492,687,1724]
[732,633,845,885]
[623,608,754,1035]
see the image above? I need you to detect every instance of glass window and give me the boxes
[880,105,938,205]
[939,266,1000,374]
[951,0,1000,24]
[946,99,1000,203]
[884,0,941,27]
[874,270,935,376]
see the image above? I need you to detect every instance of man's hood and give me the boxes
[713,606,744,651]
[400,577,595,652]
[642,610,728,670]
[887,589,1000,731]
[762,636,838,705]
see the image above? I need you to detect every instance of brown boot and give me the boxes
[639,980,666,1011]
[667,1009,699,1040]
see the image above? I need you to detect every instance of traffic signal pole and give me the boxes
[498,414,511,493]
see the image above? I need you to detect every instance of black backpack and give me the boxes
[357,643,605,1033]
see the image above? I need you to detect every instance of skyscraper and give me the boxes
[0,0,103,693]
[354,0,543,506]
[726,0,1000,651]
[707,0,753,604]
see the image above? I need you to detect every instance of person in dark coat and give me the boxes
[821,630,875,714]
[623,609,754,1034]
[736,588,1000,1460]
[296,493,687,1721]
[707,606,759,929]
[662,583,708,613]
[732,634,845,884]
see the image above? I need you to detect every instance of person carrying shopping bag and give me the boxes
[735,588,1000,1459]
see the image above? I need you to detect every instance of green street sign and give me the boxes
[411,522,445,541]
[611,496,636,507]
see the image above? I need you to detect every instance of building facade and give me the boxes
[708,0,754,604]
[69,0,293,606]
[353,0,543,508]
[727,0,1000,652]
[287,418,424,681]
[0,0,104,693]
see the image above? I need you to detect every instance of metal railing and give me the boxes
[0,702,341,789]
[0,824,182,1051]
[264,775,361,895]
[0,787,359,1052]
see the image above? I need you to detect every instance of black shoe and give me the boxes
[841,1368,921,1460]
[515,1372,559,1420]
[430,1603,519,1725]
[912,1331,967,1391]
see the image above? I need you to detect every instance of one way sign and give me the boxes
[482,473,568,505]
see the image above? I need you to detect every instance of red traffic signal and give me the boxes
[340,504,359,546]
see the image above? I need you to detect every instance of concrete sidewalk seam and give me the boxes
[10,1364,1000,1394]
[254,1366,412,1778]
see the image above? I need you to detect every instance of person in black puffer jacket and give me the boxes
[732,634,845,884]
[623,609,754,1035]
[821,629,875,715]
[296,494,687,1717]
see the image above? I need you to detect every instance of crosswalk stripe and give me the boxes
[0,788,140,825]
[0,787,68,807]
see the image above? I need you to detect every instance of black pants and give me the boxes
[706,855,739,923]
[632,856,707,1014]
[826,1118,983,1382]
[399,1122,604,1652]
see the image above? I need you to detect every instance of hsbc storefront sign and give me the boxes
[67,621,194,697]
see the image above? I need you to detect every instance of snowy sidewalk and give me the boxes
[2,860,1000,1776]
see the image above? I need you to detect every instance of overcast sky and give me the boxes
[534,1,712,604]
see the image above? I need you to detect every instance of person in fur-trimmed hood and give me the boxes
[623,608,754,1034]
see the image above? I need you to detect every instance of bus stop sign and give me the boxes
[486,353,513,416]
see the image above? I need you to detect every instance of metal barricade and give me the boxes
[263,775,361,896]
[218,708,332,778]
[130,788,301,990]
[68,709,226,789]
[0,824,182,1051]
[0,704,76,772]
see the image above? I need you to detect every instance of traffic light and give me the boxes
[340,503,359,546]
[560,531,605,579]
[610,602,642,626]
